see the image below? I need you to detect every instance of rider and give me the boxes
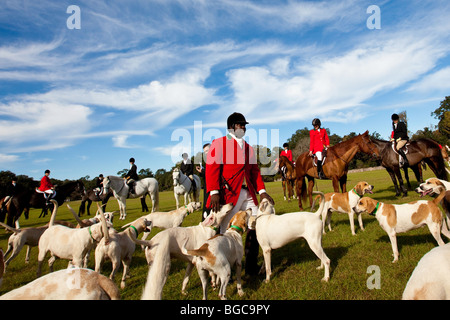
[39,169,54,204]
[309,118,330,179]
[94,174,104,198]
[390,113,409,167]
[280,142,293,179]
[180,153,197,195]
[1,176,18,213]
[125,158,139,194]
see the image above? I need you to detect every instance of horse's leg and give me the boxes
[174,191,179,209]
[339,174,347,193]
[394,167,407,197]
[119,197,127,220]
[331,176,340,192]
[282,180,287,201]
[296,177,304,210]
[86,199,92,216]
[403,167,411,190]
[385,168,400,196]
[307,177,315,208]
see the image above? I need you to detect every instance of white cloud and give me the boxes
[0,153,19,164]
[407,66,450,93]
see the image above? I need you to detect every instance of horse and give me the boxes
[78,188,113,216]
[371,138,448,197]
[4,180,85,228]
[102,175,159,220]
[172,168,201,209]
[295,130,379,210]
[278,155,297,201]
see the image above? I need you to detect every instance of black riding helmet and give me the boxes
[227,112,249,129]
[312,118,321,127]
[391,113,399,121]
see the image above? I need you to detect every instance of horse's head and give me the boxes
[172,168,180,185]
[359,131,380,158]
[76,180,86,195]
[103,176,111,194]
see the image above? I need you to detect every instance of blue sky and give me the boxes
[1,0,450,181]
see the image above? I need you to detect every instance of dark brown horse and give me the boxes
[371,138,448,197]
[78,188,112,216]
[4,180,85,227]
[279,155,296,201]
[295,130,379,210]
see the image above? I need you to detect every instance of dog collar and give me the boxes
[352,188,363,198]
[88,226,95,241]
[230,225,244,233]
[128,225,139,237]
[370,202,380,216]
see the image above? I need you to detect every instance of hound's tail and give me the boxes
[312,191,325,217]
[48,200,59,227]
[0,222,20,234]
[141,232,171,300]
[67,204,89,227]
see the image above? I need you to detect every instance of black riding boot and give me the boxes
[398,149,409,167]
[317,160,325,179]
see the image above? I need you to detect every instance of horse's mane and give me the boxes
[328,133,365,158]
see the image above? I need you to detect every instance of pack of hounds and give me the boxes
[0,177,449,300]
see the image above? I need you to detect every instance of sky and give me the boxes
[1,0,450,181]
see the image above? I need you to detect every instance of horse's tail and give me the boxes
[48,200,59,227]
[141,232,171,300]
[301,176,307,202]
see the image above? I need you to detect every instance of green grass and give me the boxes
[0,168,443,300]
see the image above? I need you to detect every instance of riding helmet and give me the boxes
[312,118,321,127]
[227,112,249,129]
[391,113,399,121]
[129,158,135,163]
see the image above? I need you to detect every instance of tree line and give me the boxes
[1,97,448,196]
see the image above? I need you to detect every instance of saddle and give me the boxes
[391,141,410,166]
[35,188,57,199]
[312,149,327,167]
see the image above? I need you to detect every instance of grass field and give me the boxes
[0,167,445,300]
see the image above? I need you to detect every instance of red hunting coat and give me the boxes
[39,175,53,191]
[309,128,330,154]
[205,134,266,208]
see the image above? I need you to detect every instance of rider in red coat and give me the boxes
[309,118,330,179]
[39,170,54,192]
[206,112,274,276]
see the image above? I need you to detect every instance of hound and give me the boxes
[255,192,330,283]
[123,202,201,243]
[402,243,450,300]
[317,181,374,235]
[0,217,73,268]
[37,203,110,277]
[0,268,120,300]
[132,203,233,298]
[353,189,450,262]
[95,216,152,288]
[182,209,251,300]
[415,177,450,227]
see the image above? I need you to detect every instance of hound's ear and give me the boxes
[259,199,269,212]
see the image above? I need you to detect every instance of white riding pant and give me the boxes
[315,151,323,161]
[220,188,258,233]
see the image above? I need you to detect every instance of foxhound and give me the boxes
[319,181,374,235]
[353,190,450,262]
[415,177,450,228]
[182,209,251,300]
[255,192,330,283]
[403,243,450,300]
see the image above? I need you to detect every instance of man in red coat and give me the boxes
[206,112,274,275]
[309,118,330,179]
[39,169,54,203]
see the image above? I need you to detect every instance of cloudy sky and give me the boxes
[1,0,449,180]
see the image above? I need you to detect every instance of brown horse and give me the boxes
[371,138,448,197]
[279,155,296,201]
[295,130,379,210]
